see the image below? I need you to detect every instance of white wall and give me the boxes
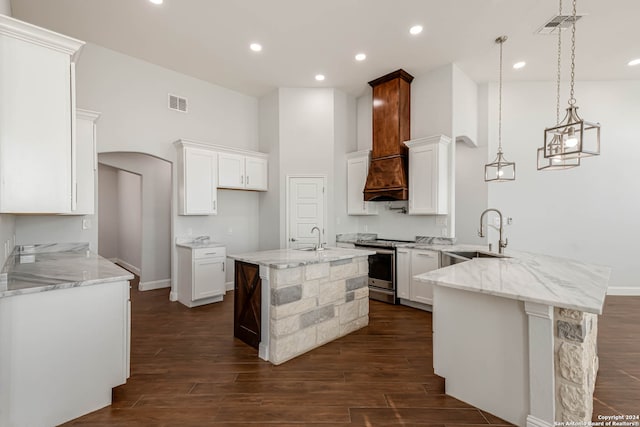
[117,169,142,273]
[333,90,359,236]
[75,43,260,298]
[98,164,118,259]
[356,64,466,240]
[0,0,11,16]
[258,90,280,250]
[98,152,170,286]
[0,215,15,265]
[482,80,640,292]
[278,88,336,246]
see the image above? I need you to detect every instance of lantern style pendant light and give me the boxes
[543,0,600,161]
[485,36,515,182]
[538,0,580,170]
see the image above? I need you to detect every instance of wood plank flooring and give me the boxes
[64,283,640,426]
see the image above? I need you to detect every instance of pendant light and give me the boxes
[543,0,600,161]
[538,0,580,170]
[485,36,515,182]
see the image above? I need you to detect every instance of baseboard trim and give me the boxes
[607,287,640,296]
[226,281,234,291]
[114,259,141,276]
[139,279,171,291]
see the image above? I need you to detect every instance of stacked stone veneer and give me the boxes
[554,307,599,423]
[268,256,369,365]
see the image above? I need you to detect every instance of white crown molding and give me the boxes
[76,109,101,122]
[0,14,84,57]
[404,134,452,148]
[174,138,268,159]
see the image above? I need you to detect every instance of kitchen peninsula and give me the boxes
[227,247,374,365]
[415,250,610,427]
[0,243,133,427]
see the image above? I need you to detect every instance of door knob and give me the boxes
[290,238,297,242]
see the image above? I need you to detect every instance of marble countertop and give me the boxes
[412,244,610,314]
[176,240,226,249]
[227,247,375,269]
[0,243,134,299]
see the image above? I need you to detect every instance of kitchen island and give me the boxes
[227,247,374,365]
[0,243,133,427]
[415,249,610,427]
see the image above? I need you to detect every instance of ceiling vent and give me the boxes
[536,14,583,35]
[168,94,188,113]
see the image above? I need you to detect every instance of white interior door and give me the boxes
[287,176,326,249]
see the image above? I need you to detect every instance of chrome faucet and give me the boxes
[478,208,508,254]
[311,226,324,251]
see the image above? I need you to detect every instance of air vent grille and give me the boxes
[168,94,188,113]
[536,14,583,35]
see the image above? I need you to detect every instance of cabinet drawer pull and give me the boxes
[417,253,434,257]
[246,175,250,185]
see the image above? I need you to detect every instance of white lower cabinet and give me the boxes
[397,248,440,307]
[177,246,227,307]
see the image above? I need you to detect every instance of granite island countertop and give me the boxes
[412,244,611,314]
[0,243,134,298]
[227,247,375,269]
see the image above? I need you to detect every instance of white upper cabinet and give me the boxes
[0,15,84,213]
[405,135,451,215]
[72,109,100,215]
[175,140,218,216]
[218,151,268,191]
[346,151,377,215]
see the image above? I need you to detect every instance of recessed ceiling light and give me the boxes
[249,43,262,52]
[149,0,163,5]
[628,58,640,66]
[315,74,325,81]
[355,53,367,61]
[409,25,423,35]
[513,61,526,69]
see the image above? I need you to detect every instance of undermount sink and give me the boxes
[295,247,330,252]
[440,250,507,267]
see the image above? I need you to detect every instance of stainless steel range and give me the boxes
[353,239,413,304]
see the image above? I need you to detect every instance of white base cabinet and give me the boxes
[397,248,440,308]
[0,15,84,214]
[346,151,378,215]
[0,281,130,427]
[177,246,227,307]
[404,135,451,215]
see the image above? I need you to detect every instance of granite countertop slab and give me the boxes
[227,247,376,269]
[335,233,377,243]
[176,240,226,249]
[412,244,610,315]
[0,243,134,299]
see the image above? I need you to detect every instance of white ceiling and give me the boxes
[9,0,640,97]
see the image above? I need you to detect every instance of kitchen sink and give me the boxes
[295,247,331,252]
[440,250,507,267]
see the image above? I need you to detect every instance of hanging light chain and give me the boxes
[556,0,563,122]
[568,0,577,105]
[497,36,505,153]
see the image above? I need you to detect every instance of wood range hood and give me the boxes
[363,69,414,201]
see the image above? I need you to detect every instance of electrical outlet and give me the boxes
[364,225,368,232]
[187,228,193,236]
[441,227,448,237]
[507,217,513,225]
[82,219,91,230]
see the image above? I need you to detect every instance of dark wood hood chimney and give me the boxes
[363,69,413,201]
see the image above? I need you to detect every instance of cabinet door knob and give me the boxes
[290,237,297,242]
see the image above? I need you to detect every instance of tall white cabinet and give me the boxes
[0,15,84,214]
[176,140,218,216]
[405,135,451,215]
[346,151,377,215]
[73,109,100,215]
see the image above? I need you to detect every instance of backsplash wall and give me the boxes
[357,202,446,241]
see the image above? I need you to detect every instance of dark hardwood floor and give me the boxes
[64,283,640,426]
